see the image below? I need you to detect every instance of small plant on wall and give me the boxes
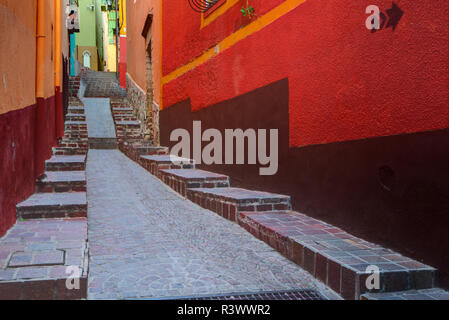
[241,0,256,19]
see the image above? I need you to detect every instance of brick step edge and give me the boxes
[160,170,230,197]
[0,276,88,300]
[186,188,291,221]
[360,288,449,300]
[237,211,438,300]
[116,139,440,300]
[17,205,87,220]
[45,163,86,171]
[118,142,168,163]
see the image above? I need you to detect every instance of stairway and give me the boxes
[0,86,89,300]
[109,99,447,300]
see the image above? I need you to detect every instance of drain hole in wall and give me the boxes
[378,165,395,191]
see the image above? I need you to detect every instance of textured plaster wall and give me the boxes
[162,0,449,147]
[126,0,161,105]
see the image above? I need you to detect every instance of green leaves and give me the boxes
[241,4,255,18]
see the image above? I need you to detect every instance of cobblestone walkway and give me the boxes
[86,149,336,299]
[83,98,116,139]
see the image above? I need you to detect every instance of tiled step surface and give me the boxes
[186,187,291,222]
[0,219,88,300]
[112,107,133,113]
[16,192,87,219]
[361,288,449,300]
[160,169,230,196]
[238,210,437,300]
[68,106,85,114]
[139,155,195,177]
[112,114,135,120]
[45,155,86,171]
[65,113,86,121]
[115,120,140,128]
[119,142,168,162]
[36,171,86,193]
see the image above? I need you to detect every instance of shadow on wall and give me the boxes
[160,78,449,288]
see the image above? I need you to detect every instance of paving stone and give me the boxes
[0,219,88,299]
[86,149,335,300]
[16,192,87,219]
[83,98,117,139]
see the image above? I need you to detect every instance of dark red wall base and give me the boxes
[160,78,449,288]
[0,96,57,237]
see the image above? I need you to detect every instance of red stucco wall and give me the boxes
[162,0,448,147]
[0,0,59,236]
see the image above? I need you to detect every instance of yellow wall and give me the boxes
[41,0,56,99]
[119,0,126,36]
[107,44,117,72]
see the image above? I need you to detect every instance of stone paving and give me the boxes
[0,219,88,299]
[82,71,126,98]
[82,98,116,139]
[86,149,338,300]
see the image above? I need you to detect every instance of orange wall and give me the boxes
[41,0,56,99]
[0,0,58,115]
[0,0,37,113]
[126,0,161,105]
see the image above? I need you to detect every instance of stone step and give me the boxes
[16,192,87,219]
[186,187,291,222]
[64,122,87,134]
[115,120,140,128]
[113,116,138,121]
[160,169,230,196]
[45,155,86,171]
[65,120,87,126]
[58,140,88,149]
[53,147,87,156]
[88,138,118,150]
[65,113,86,121]
[112,107,133,112]
[118,142,168,162]
[36,171,86,193]
[68,106,85,114]
[237,210,437,300]
[60,136,88,142]
[361,288,449,300]
[0,219,88,300]
[139,155,195,176]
